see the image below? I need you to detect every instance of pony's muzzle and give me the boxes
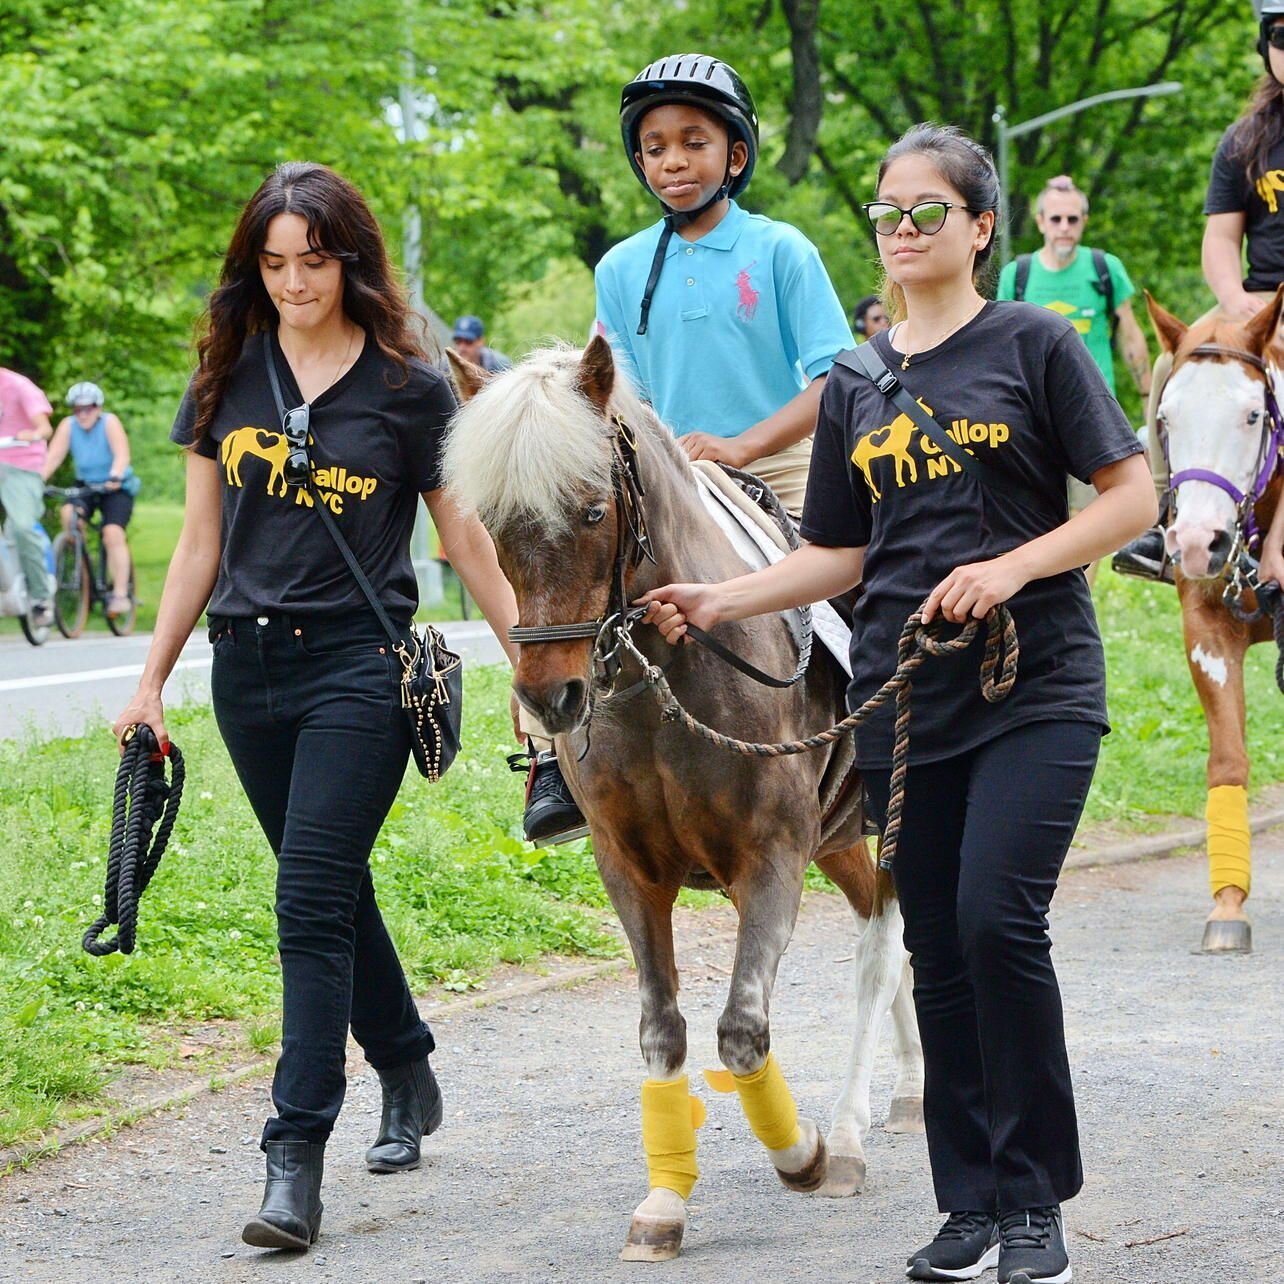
[515,677,588,734]
[1167,522,1233,580]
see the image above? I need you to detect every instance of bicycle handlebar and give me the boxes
[45,482,115,499]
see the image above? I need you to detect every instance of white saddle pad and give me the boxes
[691,464,852,677]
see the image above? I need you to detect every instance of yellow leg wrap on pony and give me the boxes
[1207,784,1251,897]
[640,1076,705,1198]
[705,1053,802,1151]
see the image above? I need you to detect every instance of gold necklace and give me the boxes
[897,301,984,371]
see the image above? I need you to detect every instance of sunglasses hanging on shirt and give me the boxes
[281,403,311,488]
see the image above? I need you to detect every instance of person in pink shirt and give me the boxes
[0,367,54,624]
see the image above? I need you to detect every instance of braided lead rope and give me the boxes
[619,603,1018,871]
[83,727,185,957]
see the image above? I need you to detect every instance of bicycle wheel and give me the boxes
[52,532,91,638]
[105,553,138,637]
[19,609,49,646]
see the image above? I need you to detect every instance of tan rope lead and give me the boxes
[619,602,1018,871]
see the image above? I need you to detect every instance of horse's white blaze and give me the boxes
[1161,361,1271,574]
[1190,642,1229,688]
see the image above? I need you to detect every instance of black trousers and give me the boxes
[862,719,1100,1213]
[210,612,433,1146]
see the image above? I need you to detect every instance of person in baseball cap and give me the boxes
[449,315,511,373]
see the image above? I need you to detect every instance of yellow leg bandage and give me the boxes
[640,1076,705,1198]
[705,1052,801,1151]
[1207,785,1251,897]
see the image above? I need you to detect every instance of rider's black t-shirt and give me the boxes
[170,330,454,619]
[1205,125,1284,292]
[800,301,1142,769]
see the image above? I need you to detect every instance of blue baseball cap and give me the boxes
[452,315,485,341]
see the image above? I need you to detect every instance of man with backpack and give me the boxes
[997,176,1151,539]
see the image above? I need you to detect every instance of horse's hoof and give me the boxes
[620,1218,684,1262]
[885,1094,925,1133]
[1200,918,1252,954]
[774,1128,828,1193]
[814,1151,865,1197]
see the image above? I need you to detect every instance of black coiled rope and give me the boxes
[83,725,184,956]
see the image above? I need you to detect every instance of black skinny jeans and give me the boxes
[210,612,433,1147]
[862,718,1101,1214]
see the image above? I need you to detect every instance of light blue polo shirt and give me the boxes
[594,202,854,438]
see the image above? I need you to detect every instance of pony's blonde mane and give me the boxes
[442,343,682,533]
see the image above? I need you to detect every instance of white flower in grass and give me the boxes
[228,929,242,940]
[200,791,214,801]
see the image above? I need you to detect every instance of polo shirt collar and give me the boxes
[663,200,748,258]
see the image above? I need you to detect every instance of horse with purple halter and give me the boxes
[1146,287,1284,953]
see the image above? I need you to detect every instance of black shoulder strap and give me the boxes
[1014,253,1032,301]
[1090,247,1118,343]
[262,330,405,651]
[834,342,1049,515]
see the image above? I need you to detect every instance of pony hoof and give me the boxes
[885,1094,925,1133]
[815,1151,865,1197]
[1200,918,1252,954]
[620,1219,684,1262]
[774,1127,828,1193]
[620,1189,685,1262]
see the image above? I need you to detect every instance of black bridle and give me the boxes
[507,416,814,700]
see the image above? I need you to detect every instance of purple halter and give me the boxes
[1166,343,1284,546]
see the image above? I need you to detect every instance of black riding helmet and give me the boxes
[1258,0,1284,74]
[620,54,760,335]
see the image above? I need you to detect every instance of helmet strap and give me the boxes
[636,159,734,335]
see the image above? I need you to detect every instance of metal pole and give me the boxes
[995,81,1182,268]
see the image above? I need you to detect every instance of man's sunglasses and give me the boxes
[282,404,311,488]
[1046,214,1081,226]
[863,201,981,237]
[1267,24,1284,50]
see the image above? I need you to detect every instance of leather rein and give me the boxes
[506,415,813,699]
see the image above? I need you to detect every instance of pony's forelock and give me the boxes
[442,344,670,535]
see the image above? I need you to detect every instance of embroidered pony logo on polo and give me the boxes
[735,261,760,322]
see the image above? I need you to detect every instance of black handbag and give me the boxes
[263,332,463,781]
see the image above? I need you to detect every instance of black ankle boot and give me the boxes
[242,1140,324,1250]
[365,1058,443,1173]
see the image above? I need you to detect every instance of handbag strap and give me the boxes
[262,330,406,652]
[835,341,1048,515]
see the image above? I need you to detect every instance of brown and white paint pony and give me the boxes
[443,339,922,1261]
[1147,287,1284,953]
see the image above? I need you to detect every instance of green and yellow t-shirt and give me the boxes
[996,248,1135,394]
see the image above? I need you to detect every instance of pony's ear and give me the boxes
[576,334,615,413]
[1146,291,1187,355]
[1243,282,1284,356]
[446,348,489,403]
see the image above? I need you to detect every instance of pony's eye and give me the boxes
[1248,408,1262,426]
[584,503,608,526]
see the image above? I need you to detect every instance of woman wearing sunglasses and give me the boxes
[111,162,520,1251]
[640,123,1155,1283]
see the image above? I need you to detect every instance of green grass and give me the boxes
[2,565,1282,1149]
[0,663,615,1149]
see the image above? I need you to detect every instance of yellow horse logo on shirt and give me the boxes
[222,427,291,498]
[852,400,933,500]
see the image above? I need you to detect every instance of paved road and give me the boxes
[0,621,506,741]
[2,834,1281,1283]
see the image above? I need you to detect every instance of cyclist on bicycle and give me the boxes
[0,365,55,626]
[43,381,138,617]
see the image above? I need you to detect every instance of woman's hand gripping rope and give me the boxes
[625,596,1019,873]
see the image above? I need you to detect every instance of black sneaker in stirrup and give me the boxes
[1111,525,1172,583]
[509,746,588,844]
[998,1205,1071,1284]
[906,1210,999,1280]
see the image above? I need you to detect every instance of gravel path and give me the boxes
[4,833,1282,1283]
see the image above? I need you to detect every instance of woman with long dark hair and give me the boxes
[113,162,519,1251]
[640,124,1155,1283]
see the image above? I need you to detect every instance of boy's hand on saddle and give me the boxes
[1224,291,1266,323]
[636,583,723,646]
[676,432,750,469]
[922,555,1029,625]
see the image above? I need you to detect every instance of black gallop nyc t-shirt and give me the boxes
[800,301,1142,769]
[1206,125,1284,293]
[171,329,455,619]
